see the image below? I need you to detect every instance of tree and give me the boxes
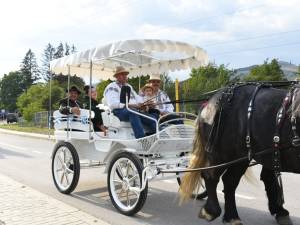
[0,71,24,112]
[17,81,64,121]
[20,49,40,91]
[127,75,150,93]
[41,43,55,81]
[71,44,76,54]
[54,42,64,59]
[181,64,234,112]
[244,58,285,81]
[65,43,70,56]
[96,79,112,101]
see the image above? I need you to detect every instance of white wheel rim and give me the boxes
[53,146,75,191]
[110,157,141,212]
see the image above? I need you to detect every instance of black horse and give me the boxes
[180,83,300,225]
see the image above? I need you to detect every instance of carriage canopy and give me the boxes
[50,39,209,80]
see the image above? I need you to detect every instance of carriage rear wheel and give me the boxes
[52,142,80,194]
[108,152,148,216]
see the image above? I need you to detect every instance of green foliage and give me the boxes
[52,74,85,91]
[127,75,150,93]
[17,82,64,121]
[96,79,112,101]
[162,74,175,100]
[181,64,233,112]
[41,43,55,81]
[0,71,24,112]
[244,59,285,81]
[20,49,40,91]
[54,43,64,59]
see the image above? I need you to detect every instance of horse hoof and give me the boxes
[276,215,293,225]
[198,207,214,221]
[223,219,243,225]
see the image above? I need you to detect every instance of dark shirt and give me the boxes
[59,98,82,115]
[82,96,104,131]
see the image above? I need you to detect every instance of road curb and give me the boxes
[0,128,54,140]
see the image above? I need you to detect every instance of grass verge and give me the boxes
[0,123,53,135]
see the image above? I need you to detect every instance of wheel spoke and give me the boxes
[128,174,139,183]
[63,148,67,163]
[117,163,125,179]
[56,167,63,172]
[113,180,122,184]
[60,172,65,184]
[126,160,131,177]
[126,190,130,207]
[66,167,74,174]
[65,172,70,185]
[118,188,125,199]
[129,187,140,198]
[57,155,64,165]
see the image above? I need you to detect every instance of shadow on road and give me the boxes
[71,185,300,225]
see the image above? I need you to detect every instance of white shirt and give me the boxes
[104,82,142,110]
[155,90,174,113]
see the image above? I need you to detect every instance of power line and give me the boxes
[203,28,300,47]
[168,4,266,27]
[212,41,300,56]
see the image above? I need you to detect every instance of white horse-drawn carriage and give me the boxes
[50,39,208,215]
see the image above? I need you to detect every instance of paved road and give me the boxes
[0,132,299,225]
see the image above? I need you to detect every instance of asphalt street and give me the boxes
[0,132,299,225]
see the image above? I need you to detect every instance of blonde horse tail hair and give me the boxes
[243,167,258,186]
[179,120,208,204]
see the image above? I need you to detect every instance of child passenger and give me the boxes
[140,84,160,119]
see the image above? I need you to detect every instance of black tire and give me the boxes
[51,141,80,194]
[107,152,148,216]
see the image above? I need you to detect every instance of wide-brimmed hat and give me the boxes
[66,86,81,95]
[141,83,154,92]
[83,85,96,94]
[148,74,161,81]
[114,66,129,77]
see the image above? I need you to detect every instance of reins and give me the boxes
[157,147,274,174]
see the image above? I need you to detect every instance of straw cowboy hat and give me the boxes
[148,74,161,81]
[114,66,129,77]
[141,83,154,92]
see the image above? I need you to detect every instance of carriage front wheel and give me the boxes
[108,152,148,216]
[52,142,80,194]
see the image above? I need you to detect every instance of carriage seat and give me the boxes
[53,109,94,132]
[101,111,131,129]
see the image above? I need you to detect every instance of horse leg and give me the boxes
[199,168,225,221]
[260,166,293,225]
[222,162,248,225]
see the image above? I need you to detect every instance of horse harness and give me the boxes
[208,83,300,171]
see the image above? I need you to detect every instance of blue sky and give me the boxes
[0,0,299,80]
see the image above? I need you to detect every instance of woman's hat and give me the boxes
[141,83,154,92]
[66,86,81,94]
[114,66,129,77]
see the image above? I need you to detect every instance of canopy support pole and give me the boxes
[175,78,179,112]
[67,65,71,140]
[89,61,93,141]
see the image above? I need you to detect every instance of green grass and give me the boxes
[0,123,53,135]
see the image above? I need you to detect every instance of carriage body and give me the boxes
[52,108,197,215]
[50,39,208,215]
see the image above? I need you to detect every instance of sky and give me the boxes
[0,0,299,80]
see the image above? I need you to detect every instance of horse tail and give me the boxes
[179,117,208,203]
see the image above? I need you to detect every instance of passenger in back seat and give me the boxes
[59,86,82,116]
[83,85,107,134]
[104,66,157,139]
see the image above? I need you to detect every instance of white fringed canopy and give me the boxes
[50,39,208,80]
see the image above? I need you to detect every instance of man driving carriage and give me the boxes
[104,66,157,138]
